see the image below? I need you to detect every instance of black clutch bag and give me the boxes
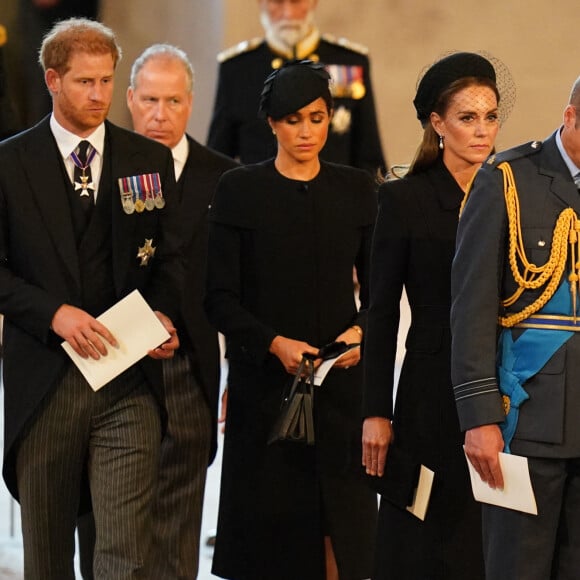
[268,354,316,446]
[363,446,421,509]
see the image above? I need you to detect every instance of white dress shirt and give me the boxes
[50,115,106,202]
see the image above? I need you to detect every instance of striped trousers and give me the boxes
[148,350,212,579]
[78,351,212,579]
[16,364,161,579]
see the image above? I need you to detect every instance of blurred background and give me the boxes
[1,0,578,166]
[0,0,578,577]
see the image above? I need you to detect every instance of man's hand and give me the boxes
[51,304,117,359]
[148,311,179,359]
[464,424,505,490]
[362,416,393,477]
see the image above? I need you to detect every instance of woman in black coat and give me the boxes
[361,52,514,579]
[205,60,378,580]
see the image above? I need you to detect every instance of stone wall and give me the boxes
[2,1,579,165]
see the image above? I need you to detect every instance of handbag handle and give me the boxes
[284,354,315,399]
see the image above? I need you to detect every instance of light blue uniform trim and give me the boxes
[498,281,574,452]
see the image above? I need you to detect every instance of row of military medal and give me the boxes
[118,174,165,215]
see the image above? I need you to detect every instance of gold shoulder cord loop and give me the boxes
[458,170,478,217]
[497,161,580,327]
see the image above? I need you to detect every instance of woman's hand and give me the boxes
[332,326,362,369]
[269,335,319,374]
[362,417,393,476]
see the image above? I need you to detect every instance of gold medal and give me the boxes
[134,199,145,213]
[350,80,366,100]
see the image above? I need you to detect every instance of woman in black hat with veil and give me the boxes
[362,51,515,579]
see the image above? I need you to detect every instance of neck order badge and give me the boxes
[72,140,96,198]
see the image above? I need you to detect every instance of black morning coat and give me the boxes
[175,136,237,462]
[0,117,183,501]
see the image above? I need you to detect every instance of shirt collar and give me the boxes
[172,133,189,180]
[50,114,106,159]
[555,126,580,179]
[172,134,188,166]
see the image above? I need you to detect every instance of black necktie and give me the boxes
[73,140,95,217]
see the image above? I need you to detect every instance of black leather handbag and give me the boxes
[268,354,316,446]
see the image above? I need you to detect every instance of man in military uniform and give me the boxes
[0,22,18,139]
[206,0,386,175]
[16,0,101,128]
[451,77,580,579]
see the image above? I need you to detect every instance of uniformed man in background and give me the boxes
[206,0,386,176]
[0,22,18,139]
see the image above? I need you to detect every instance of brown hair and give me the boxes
[408,76,499,175]
[39,18,121,75]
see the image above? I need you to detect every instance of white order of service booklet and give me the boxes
[465,449,538,515]
[61,289,170,391]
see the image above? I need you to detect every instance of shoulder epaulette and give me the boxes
[217,37,263,63]
[486,140,542,167]
[321,33,368,56]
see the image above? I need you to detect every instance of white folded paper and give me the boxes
[313,345,359,386]
[61,289,170,391]
[464,449,538,515]
[406,464,435,521]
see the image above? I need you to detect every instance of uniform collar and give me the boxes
[266,25,320,60]
[555,126,580,180]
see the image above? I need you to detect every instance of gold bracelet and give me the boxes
[350,325,363,339]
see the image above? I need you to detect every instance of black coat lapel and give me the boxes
[23,118,80,286]
[179,137,214,233]
[106,123,139,295]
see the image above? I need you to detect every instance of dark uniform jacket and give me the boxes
[0,117,183,498]
[0,24,18,139]
[451,132,580,458]
[207,31,386,175]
